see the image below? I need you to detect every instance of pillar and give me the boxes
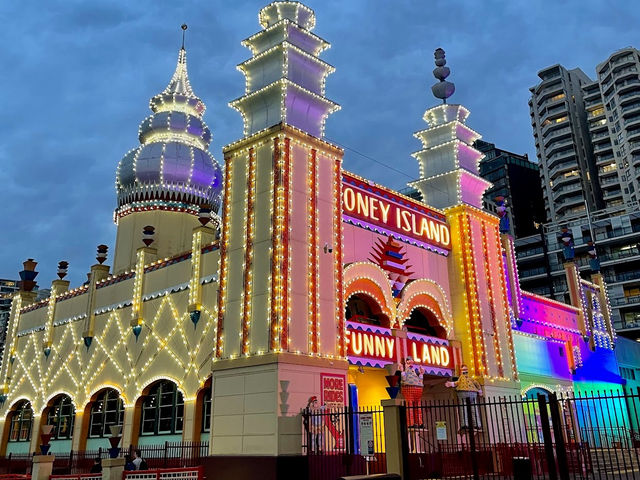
[102,458,126,480]
[121,405,137,449]
[71,411,86,451]
[29,414,44,455]
[381,399,407,479]
[181,399,197,443]
[31,455,55,480]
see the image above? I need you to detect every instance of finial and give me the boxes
[181,24,188,50]
[57,261,69,280]
[143,226,155,247]
[431,47,455,104]
[96,245,108,264]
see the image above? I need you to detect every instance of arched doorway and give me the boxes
[136,380,184,446]
[43,394,75,454]
[2,400,33,455]
[345,294,390,327]
[404,307,447,339]
[193,377,212,443]
[82,388,125,451]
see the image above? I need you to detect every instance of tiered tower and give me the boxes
[113,45,223,274]
[410,49,519,394]
[211,1,346,462]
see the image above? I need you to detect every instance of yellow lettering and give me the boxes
[344,188,356,212]
[419,217,430,239]
[357,192,369,218]
[375,335,385,357]
[351,332,362,355]
[439,346,450,367]
[370,198,379,221]
[379,202,390,223]
[440,225,451,247]
[430,345,441,366]
[363,334,374,357]
[421,343,431,364]
[385,337,395,358]
[401,210,412,232]
[412,342,418,360]
[429,221,440,244]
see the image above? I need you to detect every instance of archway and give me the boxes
[345,294,391,328]
[193,377,212,443]
[404,307,447,339]
[343,263,395,327]
[134,380,184,446]
[80,388,125,451]
[396,280,453,335]
[2,400,33,455]
[42,394,75,454]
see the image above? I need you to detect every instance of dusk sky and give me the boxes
[1,0,639,288]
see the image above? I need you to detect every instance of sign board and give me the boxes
[436,421,447,441]
[346,322,454,370]
[320,373,346,408]
[342,173,451,251]
[359,413,375,455]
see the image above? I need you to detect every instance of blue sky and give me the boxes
[1,0,639,287]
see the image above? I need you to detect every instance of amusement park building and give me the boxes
[0,0,624,473]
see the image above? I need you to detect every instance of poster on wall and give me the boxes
[359,413,375,456]
[320,373,346,449]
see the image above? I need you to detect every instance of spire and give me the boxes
[431,48,455,104]
[164,47,195,98]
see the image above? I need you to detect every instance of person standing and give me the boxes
[399,356,425,427]
[132,449,144,470]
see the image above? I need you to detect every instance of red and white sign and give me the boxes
[342,173,451,251]
[321,373,346,407]
[346,321,454,370]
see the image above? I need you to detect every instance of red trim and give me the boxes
[280,138,291,352]
[270,137,282,351]
[335,159,345,356]
[241,148,256,355]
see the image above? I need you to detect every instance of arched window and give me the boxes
[404,308,446,338]
[141,381,184,435]
[89,389,124,438]
[8,401,33,442]
[46,395,75,440]
[202,389,211,433]
[345,295,389,327]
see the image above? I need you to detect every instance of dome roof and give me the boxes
[115,48,222,220]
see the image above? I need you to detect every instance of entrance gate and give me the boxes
[405,389,640,480]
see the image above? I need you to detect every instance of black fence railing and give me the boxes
[126,442,209,469]
[405,389,640,480]
[0,454,32,475]
[302,406,386,480]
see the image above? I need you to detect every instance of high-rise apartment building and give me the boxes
[0,279,19,367]
[529,65,601,222]
[519,47,640,340]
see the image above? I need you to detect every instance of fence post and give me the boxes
[381,399,409,479]
[164,441,168,468]
[548,393,569,480]
[537,393,558,480]
[465,398,480,480]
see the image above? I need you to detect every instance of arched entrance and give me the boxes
[345,294,390,327]
[2,400,33,455]
[193,377,212,443]
[134,380,184,446]
[42,394,75,454]
[404,307,447,339]
[80,388,125,451]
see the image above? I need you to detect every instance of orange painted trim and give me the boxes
[309,149,319,354]
[335,159,345,356]
[215,154,233,358]
[280,137,291,352]
[270,137,282,351]
[241,148,256,355]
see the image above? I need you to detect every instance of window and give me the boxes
[202,389,211,433]
[621,367,636,380]
[9,401,33,442]
[89,389,124,438]
[46,396,75,440]
[141,381,184,435]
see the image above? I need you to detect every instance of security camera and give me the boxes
[323,243,333,254]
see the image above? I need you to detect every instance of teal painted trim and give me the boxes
[6,441,30,455]
[137,434,183,446]
[49,439,72,454]
[86,437,111,451]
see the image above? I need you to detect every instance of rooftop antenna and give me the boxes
[181,24,188,49]
[431,47,455,104]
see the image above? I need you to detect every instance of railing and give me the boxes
[0,455,33,475]
[51,475,100,480]
[123,467,203,480]
[302,406,386,480]
[611,295,640,306]
[126,443,208,469]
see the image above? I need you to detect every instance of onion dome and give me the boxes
[116,47,222,221]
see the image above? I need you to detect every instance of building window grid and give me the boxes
[141,381,184,436]
[89,390,125,438]
[47,396,75,440]
[202,390,211,433]
[9,402,33,442]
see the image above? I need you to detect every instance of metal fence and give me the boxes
[126,442,208,469]
[405,389,640,480]
[302,406,386,480]
[0,454,32,475]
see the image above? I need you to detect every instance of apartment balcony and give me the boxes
[554,182,583,199]
[593,141,613,153]
[519,266,548,280]
[611,295,640,307]
[595,153,615,165]
[551,171,581,188]
[544,130,573,149]
[549,159,578,178]
[601,248,640,264]
[625,114,640,129]
[604,270,640,284]
[589,119,608,133]
[632,154,640,168]
[600,175,620,186]
[602,189,622,200]
[598,163,618,176]
[622,101,640,115]
[516,246,544,259]
[547,138,575,157]
[618,89,640,104]
[618,78,640,94]
[584,96,603,108]
[630,141,640,154]
[555,194,586,213]
[546,148,575,166]
[588,108,605,120]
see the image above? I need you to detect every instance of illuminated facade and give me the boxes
[0,0,624,470]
